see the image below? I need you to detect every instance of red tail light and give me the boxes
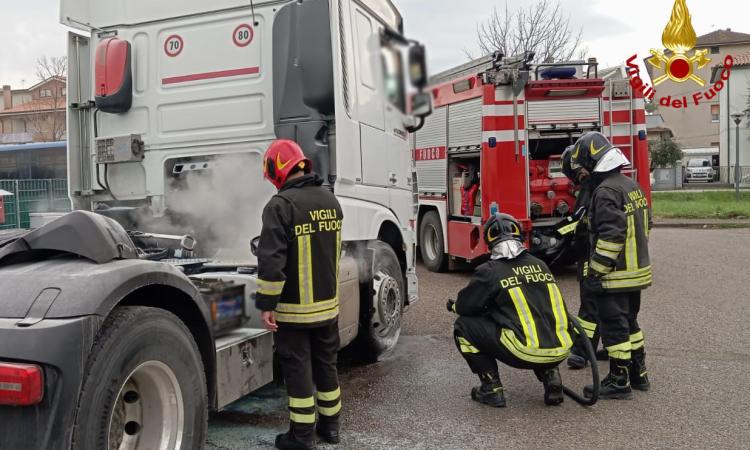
[0,363,44,406]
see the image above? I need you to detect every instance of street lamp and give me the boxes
[730,113,744,201]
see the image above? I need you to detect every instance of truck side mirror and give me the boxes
[409,44,428,89]
[250,236,260,256]
[405,92,432,133]
[411,92,432,118]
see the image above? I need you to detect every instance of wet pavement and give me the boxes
[207,228,750,449]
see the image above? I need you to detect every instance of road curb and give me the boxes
[654,221,750,229]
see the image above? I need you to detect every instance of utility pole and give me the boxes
[730,113,744,201]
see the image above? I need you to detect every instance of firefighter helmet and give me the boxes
[484,213,524,249]
[561,145,577,182]
[263,139,312,189]
[570,131,614,172]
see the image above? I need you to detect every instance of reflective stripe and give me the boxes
[589,259,611,274]
[606,341,632,360]
[500,329,569,364]
[595,246,620,260]
[644,209,650,237]
[290,411,316,424]
[289,396,315,408]
[257,279,285,296]
[548,284,572,348]
[625,215,637,271]
[275,306,339,324]
[318,402,342,416]
[457,336,480,354]
[557,220,578,235]
[317,388,341,401]
[508,287,539,348]
[603,266,652,280]
[582,261,589,277]
[577,317,597,338]
[602,275,652,289]
[630,331,645,350]
[335,231,342,298]
[298,235,314,305]
[276,297,339,314]
[596,239,624,252]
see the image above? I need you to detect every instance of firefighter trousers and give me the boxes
[571,280,601,355]
[598,291,645,361]
[453,316,559,374]
[275,319,341,440]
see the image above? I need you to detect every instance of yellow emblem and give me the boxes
[648,0,711,86]
[589,141,608,156]
[276,153,291,170]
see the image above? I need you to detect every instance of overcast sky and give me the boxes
[1,0,748,88]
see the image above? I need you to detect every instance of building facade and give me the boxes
[645,29,750,159]
[0,77,67,144]
[717,52,750,182]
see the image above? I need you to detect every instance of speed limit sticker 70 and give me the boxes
[164,35,184,57]
[233,24,254,47]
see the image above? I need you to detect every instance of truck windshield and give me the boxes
[381,42,406,113]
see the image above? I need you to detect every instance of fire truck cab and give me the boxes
[414,52,650,272]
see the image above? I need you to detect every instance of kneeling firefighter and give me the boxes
[571,131,653,400]
[448,213,573,407]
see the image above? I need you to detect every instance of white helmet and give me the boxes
[593,147,630,173]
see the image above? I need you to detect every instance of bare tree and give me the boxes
[28,56,67,142]
[471,0,586,63]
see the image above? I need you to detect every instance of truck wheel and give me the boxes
[360,240,404,361]
[419,211,448,272]
[72,306,207,450]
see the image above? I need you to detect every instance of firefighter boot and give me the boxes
[584,359,633,400]
[316,418,340,445]
[630,349,650,391]
[566,338,588,370]
[535,367,564,405]
[275,433,315,450]
[471,371,506,407]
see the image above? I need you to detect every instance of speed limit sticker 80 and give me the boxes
[233,24,254,47]
[164,35,184,57]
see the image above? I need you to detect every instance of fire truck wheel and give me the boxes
[72,306,207,450]
[419,211,448,272]
[360,240,404,361]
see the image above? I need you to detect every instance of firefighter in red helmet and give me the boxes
[256,139,344,449]
[448,213,573,407]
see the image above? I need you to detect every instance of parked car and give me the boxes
[684,158,715,183]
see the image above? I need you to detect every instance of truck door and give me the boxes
[350,4,410,192]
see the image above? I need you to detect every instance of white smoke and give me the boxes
[165,152,277,263]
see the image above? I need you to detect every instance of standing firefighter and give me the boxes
[558,146,604,369]
[448,213,573,407]
[570,131,652,400]
[256,139,344,449]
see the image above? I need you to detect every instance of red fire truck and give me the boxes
[414,52,650,272]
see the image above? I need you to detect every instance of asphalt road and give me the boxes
[207,228,750,449]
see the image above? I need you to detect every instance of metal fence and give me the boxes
[717,166,750,185]
[0,179,71,230]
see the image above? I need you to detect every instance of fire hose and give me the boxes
[447,301,599,406]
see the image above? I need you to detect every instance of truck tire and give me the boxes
[419,211,448,272]
[72,306,207,450]
[360,240,404,361]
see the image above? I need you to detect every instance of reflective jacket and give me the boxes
[588,172,653,292]
[255,174,343,327]
[453,252,573,365]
